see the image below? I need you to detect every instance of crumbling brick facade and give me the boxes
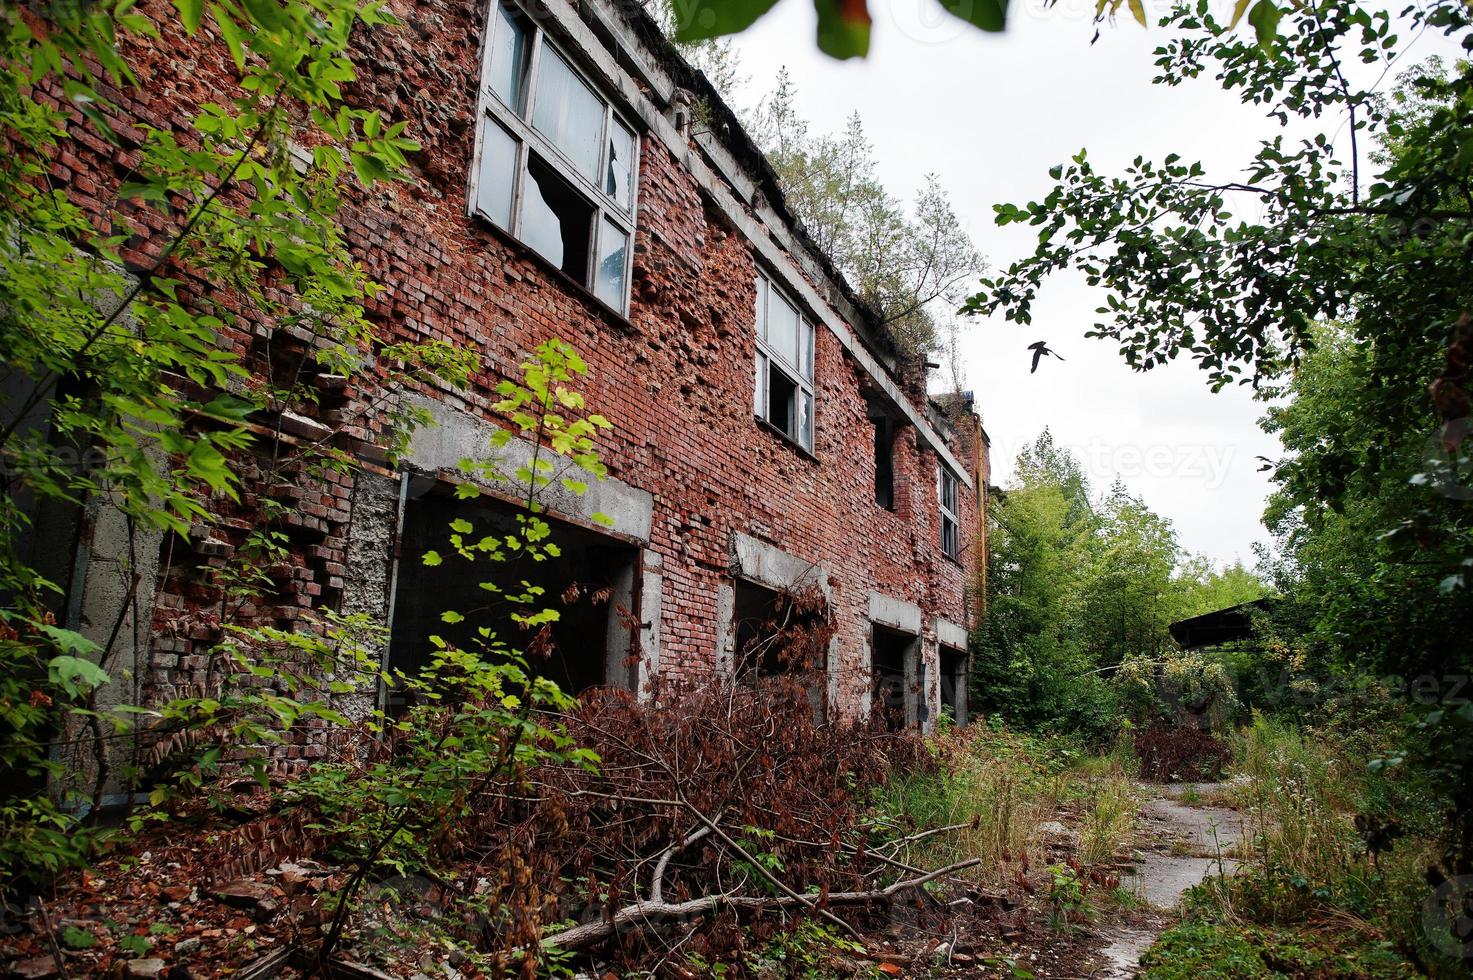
[40,0,989,741]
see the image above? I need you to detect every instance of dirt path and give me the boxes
[1093,782,1244,978]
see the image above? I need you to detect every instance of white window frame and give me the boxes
[938,466,961,560]
[753,270,816,452]
[469,0,640,314]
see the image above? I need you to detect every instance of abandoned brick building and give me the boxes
[18,0,990,747]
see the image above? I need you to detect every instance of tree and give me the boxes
[975,430,1269,739]
[745,72,984,364]
[1077,482,1181,667]
[1172,556,1266,619]
[967,1,1473,681]
[1014,427,1093,527]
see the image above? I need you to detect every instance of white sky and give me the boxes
[722,0,1451,568]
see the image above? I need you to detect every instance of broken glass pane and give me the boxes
[768,362,797,438]
[755,274,769,341]
[522,153,592,282]
[476,118,517,228]
[594,218,628,308]
[754,353,767,416]
[798,390,813,450]
[606,119,635,210]
[532,47,604,184]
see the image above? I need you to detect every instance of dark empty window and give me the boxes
[870,626,917,733]
[386,488,637,714]
[731,579,829,722]
[733,580,826,678]
[873,416,895,510]
[940,645,967,726]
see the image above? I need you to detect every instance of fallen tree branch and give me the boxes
[542,857,984,952]
[650,824,712,905]
[876,822,972,856]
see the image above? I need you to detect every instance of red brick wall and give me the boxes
[47,0,985,726]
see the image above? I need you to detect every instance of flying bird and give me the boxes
[1028,341,1066,374]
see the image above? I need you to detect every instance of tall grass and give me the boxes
[1236,714,1361,890]
[1079,770,1140,865]
[1183,713,1437,969]
[868,727,1142,883]
[867,729,1057,884]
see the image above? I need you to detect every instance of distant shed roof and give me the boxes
[1169,598,1277,650]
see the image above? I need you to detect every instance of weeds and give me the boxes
[1079,765,1140,865]
[866,728,1063,884]
[1045,862,1092,932]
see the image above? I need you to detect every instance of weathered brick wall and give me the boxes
[47,0,986,730]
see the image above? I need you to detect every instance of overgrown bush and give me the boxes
[316,674,938,973]
[1133,726,1231,783]
[1174,716,1459,974]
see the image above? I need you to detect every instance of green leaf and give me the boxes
[118,934,151,956]
[61,926,97,950]
[173,0,204,33]
[441,610,465,624]
[1126,0,1146,27]
[672,0,782,42]
[212,5,248,71]
[938,0,1007,33]
[422,550,443,567]
[40,625,101,657]
[814,0,871,59]
[1247,0,1282,52]
[1228,0,1253,28]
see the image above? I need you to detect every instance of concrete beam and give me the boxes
[402,394,653,545]
[730,532,828,596]
[868,592,922,636]
[936,617,968,652]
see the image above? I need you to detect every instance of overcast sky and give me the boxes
[721,0,1449,569]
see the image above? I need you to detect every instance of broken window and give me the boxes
[753,271,815,451]
[938,466,960,560]
[522,153,592,282]
[870,626,918,733]
[731,580,829,720]
[940,645,967,726]
[385,487,638,715]
[473,0,639,313]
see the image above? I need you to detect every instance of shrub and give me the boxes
[1134,726,1231,783]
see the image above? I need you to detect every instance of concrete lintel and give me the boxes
[936,617,968,652]
[402,395,653,544]
[730,532,828,597]
[868,592,922,636]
